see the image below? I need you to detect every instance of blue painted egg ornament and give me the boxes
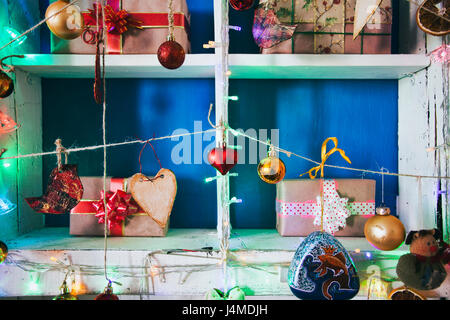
[287,231,360,300]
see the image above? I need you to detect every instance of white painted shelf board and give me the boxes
[6,227,408,253]
[11,54,430,79]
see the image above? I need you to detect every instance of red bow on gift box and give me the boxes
[92,189,138,232]
[85,3,143,35]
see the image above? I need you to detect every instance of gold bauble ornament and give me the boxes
[53,281,78,300]
[0,241,7,264]
[364,206,406,251]
[0,71,14,99]
[45,0,84,40]
[257,144,286,184]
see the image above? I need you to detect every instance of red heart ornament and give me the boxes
[208,147,238,175]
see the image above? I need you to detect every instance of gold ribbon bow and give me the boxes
[300,137,351,179]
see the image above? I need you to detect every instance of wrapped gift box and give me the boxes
[257,0,391,54]
[70,177,169,237]
[276,179,376,236]
[51,0,191,54]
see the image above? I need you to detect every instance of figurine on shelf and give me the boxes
[396,228,450,291]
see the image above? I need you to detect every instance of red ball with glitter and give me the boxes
[230,0,254,11]
[95,282,119,300]
[157,40,185,70]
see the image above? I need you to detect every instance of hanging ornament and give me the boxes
[364,205,406,251]
[45,0,85,40]
[95,281,119,300]
[157,0,185,70]
[287,231,360,300]
[416,0,449,36]
[230,0,255,11]
[0,71,14,99]
[53,280,78,300]
[252,1,296,49]
[257,143,285,184]
[25,139,84,214]
[364,170,405,251]
[0,111,19,134]
[0,241,7,264]
[208,139,238,176]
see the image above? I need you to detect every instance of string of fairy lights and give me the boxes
[0,0,448,299]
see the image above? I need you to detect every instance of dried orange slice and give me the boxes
[416,0,450,36]
[388,286,426,300]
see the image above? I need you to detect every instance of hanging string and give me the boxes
[99,0,111,287]
[0,55,25,73]
[380,167,388,204]
[168,0,175,40]
[0,129,216,161]
[54,139,68,171]
[0,0,81,52]
[417,176,424,228]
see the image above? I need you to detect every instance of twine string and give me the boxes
[168,0,175,40]
[0,55,25,73]
[54,138,68,171]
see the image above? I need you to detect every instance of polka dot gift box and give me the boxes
[276,179,376,237]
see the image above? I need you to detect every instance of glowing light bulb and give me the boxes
[228,96,239,101]
[0,197,16,215]
[3,162,10,168]
[1,26,27,48]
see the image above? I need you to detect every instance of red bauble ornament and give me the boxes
[95,282,119,300]
[157,40,185,70]
[230,0,254,11]
[208,145,238,175]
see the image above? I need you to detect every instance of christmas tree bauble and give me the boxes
[0,241,7,264]
[230,0,255,11]
[364,206,405,251]
[45,0,84,40]
[257,156,286,184]
[0,71,14,99]
[157,40,185,70]
[95,283,119,300]
[53,281,78,300]
[208,146,238,175]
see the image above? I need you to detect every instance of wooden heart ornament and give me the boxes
[129,168,177,228]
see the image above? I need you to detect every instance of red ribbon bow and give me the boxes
[93,189,138,231]
[86,3,143,35]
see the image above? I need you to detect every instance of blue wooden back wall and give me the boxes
[38,0,399,229]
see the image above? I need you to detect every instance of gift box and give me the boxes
[51,0,191,54]
[276,179,376,236]
[70,177,169,237]
[255,0,392,54]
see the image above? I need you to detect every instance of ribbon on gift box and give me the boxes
[70,178,144,236]
[277,179,376,235]
[92,189,139,235]
[82,0,189,54]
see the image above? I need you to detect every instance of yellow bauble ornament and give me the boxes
[45,0,84,40]
[0,241,7,264]
[53,281,78,300]
[257,144,286,184]
[0,71,14,99]
[364,206,406,251]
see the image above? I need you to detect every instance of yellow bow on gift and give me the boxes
[300,137,352,179]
